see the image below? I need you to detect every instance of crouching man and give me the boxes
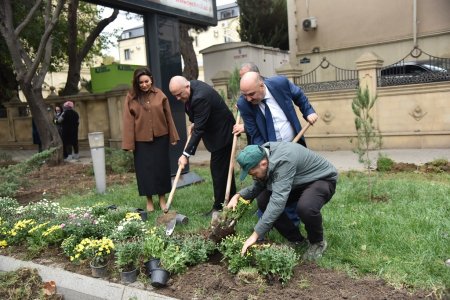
[227,142,338,260]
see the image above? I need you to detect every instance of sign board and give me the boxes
[89,0,217,26]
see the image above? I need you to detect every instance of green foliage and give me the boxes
[351,86,382,200]
[0,197,20,221]
[253,244,299,284]
[219,234,252,273]
[376,154,394,172]
[227,67,241,111]
[141,227,166,259]
[159,242,188,275]
[237,0,289,50]
[109,217,146,242]
[181,235,216,265]
[0,150,55,198]
[115,240,141,271]
[72,237,115,267]
[61,234,82,259]
[105,147,134,174]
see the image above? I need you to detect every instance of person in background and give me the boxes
[122,67,179,212]
[228,142,338,260]
[239,62,260,79]
[53,105,63,138]
[169,75,236,216]
[58,101,79,160]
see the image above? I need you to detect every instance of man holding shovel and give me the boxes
[234,69,320,235]
[227,142,338,261]
[169,76,236,216]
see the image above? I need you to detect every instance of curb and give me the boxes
[0,255,175,300]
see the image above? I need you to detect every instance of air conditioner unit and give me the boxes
[302,17,317,31]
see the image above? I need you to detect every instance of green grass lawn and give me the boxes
[57,167,450,294]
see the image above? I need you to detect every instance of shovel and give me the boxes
[156,134,191,235]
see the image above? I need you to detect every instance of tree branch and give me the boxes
[14,0,43,36]
[79,8,119,60]
[26,0,64,83]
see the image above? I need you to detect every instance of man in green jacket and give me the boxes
[227,142,338,260]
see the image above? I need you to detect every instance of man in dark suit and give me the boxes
[238,71,318,146]
[169,76,236,215]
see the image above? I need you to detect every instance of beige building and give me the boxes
[287,0,450,74]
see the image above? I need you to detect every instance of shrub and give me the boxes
[72,237,115,267]
[377,154,394,172]
[159,242,188,275]
[115,239,141,271]
[219,234,252,274]
[181,235,216,265]
[105,147,134,174]
[0,197,20,221]
[253,244,299,285]
[141,226,166,260]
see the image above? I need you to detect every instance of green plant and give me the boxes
[104,147,134,174]
[109,216,147,242]
[159,242,188,275]
[181,234,216,265]
[141,227,166,260]
[0,197,20,221]
[115,240,141,271]
[377,154,394,172]
[253,244,299,284]
[71,237,115,267]
[227,67,240,111]
[7,219,36,245]
[350,86,382,200]
[16,199,63,223]
[219,234,252,274]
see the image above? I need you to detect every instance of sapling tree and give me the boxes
[351,86,382,200]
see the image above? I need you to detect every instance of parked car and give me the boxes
[379,61,449,86]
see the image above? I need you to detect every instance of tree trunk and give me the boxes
[179,23,198,80]
[61,0,118,96]
[22,84,63,163]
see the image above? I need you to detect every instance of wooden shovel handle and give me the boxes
[292,122,311,143]
[224,112,241,205]
[165,133,191,213]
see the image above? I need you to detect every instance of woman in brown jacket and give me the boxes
[122,67,179,212]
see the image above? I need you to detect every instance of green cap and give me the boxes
[237,145,265,181]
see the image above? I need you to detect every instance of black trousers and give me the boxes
[210,143,236,210]
[257,179,336,243]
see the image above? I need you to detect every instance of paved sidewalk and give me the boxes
[0,148,450,171]
[2,148,449,172]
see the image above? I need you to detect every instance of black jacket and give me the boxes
[185,80,235,154]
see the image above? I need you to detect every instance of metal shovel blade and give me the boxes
[165,218,176,236]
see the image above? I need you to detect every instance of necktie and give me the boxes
[262,99,277,141]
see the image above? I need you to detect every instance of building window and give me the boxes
[124,49,131,60]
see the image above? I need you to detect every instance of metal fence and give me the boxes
[377,47,450,87]
[293,57,359,92]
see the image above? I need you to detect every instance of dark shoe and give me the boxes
[203,208,220,217]
[302,240,328,261]
[288,239,308,249]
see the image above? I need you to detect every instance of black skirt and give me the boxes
[134,135,172,196]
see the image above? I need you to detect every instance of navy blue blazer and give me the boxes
[237,76,315,146]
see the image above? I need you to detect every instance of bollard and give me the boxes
[88,132,106,194]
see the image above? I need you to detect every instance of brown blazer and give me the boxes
[122,87,179,151]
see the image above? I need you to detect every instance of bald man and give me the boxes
[169,76,236,215]
[238,71,318,147]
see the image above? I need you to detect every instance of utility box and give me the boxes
[90,64,145,93]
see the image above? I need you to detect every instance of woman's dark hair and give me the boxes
[131,67,153,104]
